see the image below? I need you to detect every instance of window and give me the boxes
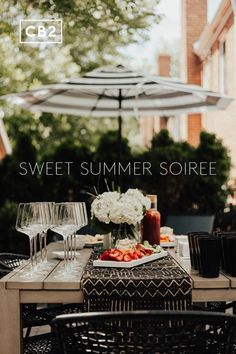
[219,41,227,94]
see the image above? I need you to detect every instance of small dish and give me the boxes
[160,241,175,248]
[52,251,80,260]
[75,235,86,249]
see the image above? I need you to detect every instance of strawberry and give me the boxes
[100,250,112,260]
[133,250,142,259]
[109,249,122,260]
[123,254,132,262]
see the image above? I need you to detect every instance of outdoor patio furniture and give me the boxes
[2,243,236,354]
[82,251,192,312]
[0,252,85,337]
[166,214,215,234]
[0,267,10,278]
[52,310,236,354]
[23,332,59,354]
[0,252,28,270]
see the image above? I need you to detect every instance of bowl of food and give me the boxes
[75,235,86,249]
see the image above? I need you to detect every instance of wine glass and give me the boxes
[16,203,45,277]
[80,202,88,227]
[65,202,87,267]
[52,203,78,277]
[35,202,55,270]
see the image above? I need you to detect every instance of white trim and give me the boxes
[194,0,232,60]
[231,0,236,12]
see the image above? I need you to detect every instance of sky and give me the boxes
[123,0,223,73]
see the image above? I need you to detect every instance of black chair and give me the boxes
[0,252,28,270]
[166,214,215,234]
[0,268,11,278]
[51,310,236,354]
[23,332,59,354]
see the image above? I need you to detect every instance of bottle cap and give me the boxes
[147,194,157,203]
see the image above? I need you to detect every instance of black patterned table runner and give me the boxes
[81,251,192,312]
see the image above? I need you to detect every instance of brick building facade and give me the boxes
[193,0,236,176]
[140,54,172,147]
[140,0,236,177]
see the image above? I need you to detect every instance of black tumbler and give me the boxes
[195,235,210,272]
[226,236,236,276]
[198,237,220,278]
[220,234,236,273]
[188,232,209,270]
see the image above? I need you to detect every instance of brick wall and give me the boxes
[182,0,207,146]
[159,55,171,130]
[202,23,236,177]
[140,54,171,146]
[158,54,171,77]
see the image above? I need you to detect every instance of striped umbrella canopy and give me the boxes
[1,64,232,154]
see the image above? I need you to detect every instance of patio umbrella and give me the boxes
[1,64,232,157]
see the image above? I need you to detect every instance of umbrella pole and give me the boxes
[117,114,122,188]
[118,89,122,160]
[118,89,122,188]
[118,114,122,161]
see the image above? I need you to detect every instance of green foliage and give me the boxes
[0,128,232,251]
[0,0,160,159]
[184,131,232,213]
[135,130,231,222]
[0,0,160,95]
[137,130,194,218]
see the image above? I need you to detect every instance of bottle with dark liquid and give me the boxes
[142,194,161,245]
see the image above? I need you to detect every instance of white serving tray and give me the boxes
[93,250,168,268]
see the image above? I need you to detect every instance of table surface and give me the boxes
[1,243,236,300]
[1,243,236,354]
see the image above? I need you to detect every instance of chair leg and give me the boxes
[232,302,236,315]
[25,326,32,338]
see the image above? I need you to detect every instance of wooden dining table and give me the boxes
[1,242,236,354]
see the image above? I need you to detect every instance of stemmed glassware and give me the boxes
[37,202,55,270]
[16,201,88,279]
[16,203,45,278]
[52,203,78,277]
[66,202,88,267]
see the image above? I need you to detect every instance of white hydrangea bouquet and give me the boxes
[91,188,151,241]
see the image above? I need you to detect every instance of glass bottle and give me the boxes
[142,194,161,245]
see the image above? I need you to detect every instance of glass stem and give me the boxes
[29,237,34,269]
[70,234,73,261]
[34,235,38,266]
[64,239,67,269]
[73,233,76,262]
[43,232,48,263]
[67,237,70,267]
[39,232,43,263]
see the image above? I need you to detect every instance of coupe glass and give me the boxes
[16,203,45,277]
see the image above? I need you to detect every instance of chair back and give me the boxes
[166,215,215,234]
[0,268,10,279]
[52,310,236,354]
[0,253,28,271]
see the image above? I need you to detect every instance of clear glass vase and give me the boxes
[112,223,141,246]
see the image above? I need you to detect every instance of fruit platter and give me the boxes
[93,240,168,268]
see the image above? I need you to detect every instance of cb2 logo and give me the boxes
[19,19,62,44]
